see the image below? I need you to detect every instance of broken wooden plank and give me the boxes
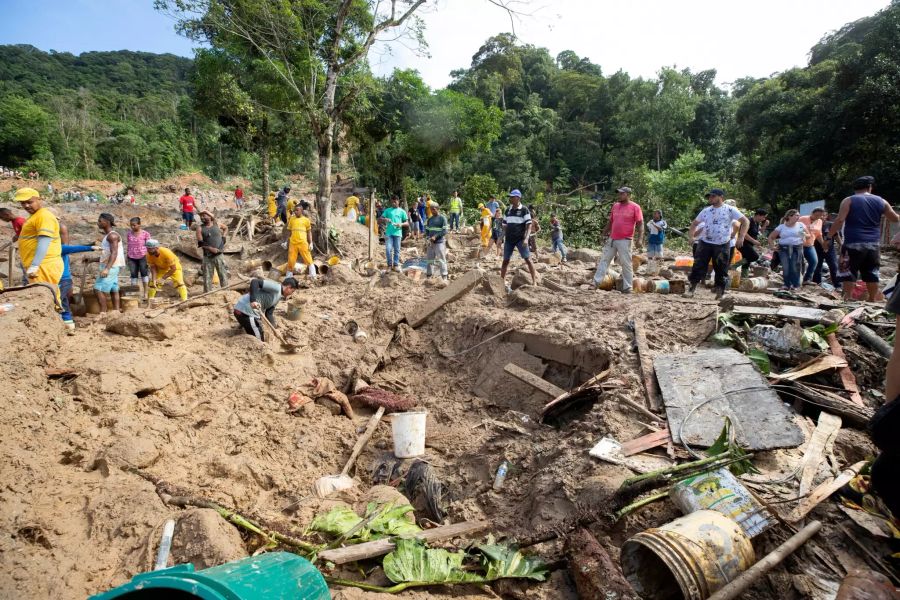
[633,317,661,411]
[777,380,873,428]
[621,428,671,457]
[798,412,842,497]
[404,269,483,328]
[504,362,565,398]
[541,369,610,418]
[655,348,804,451]
[826,333,864,406]
[788,461,865,523]
[318,520,489,564]
[855,324,892,358]
[769,354,848,381]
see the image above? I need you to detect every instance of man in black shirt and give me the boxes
[739,209,767,277]
[500,189,537,287]
[197,211,229,292]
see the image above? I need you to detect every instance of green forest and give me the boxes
[1,1,899,243]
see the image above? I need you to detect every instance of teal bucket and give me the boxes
[90,552,329,600]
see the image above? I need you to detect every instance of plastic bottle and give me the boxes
[154,519,176,570]
[493,461,509,491]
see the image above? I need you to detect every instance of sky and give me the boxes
[0,0,891,89]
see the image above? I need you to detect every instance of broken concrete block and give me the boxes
[481,273,507,300]
[405,269,483,328]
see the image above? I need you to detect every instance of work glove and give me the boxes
[26,265,39,278]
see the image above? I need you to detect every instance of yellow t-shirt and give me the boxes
[346,196,359,209]
[267,193,277,217]
[286,197,297,214]
[147,247,181,275]
[18,207,61,268]
[288,215,311,245]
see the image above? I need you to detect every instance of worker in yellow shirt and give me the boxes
[343,194,360,218]
[278,202,314,277]
[479,203,492,256]
[14,187,63,304]
[286,195,298,216]
[146,239,187,301]
[267,191,277,219]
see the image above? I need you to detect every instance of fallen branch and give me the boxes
[855,324,892,358]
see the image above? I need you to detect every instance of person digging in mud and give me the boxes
[685,188,748,299]
[232,277,298,340]
[146,239,188,301]
[59,223,98,332]
[91,212,125,313]
[197,211,229,293]
[425,201,449,281]
[500,189,537,289]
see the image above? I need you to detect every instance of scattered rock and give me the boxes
[568,248,601,263]
[89,434,160,475]
[105,314,188,341]
[482,273,507,300]
[170,509,248,570]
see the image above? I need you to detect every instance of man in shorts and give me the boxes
[179,188,196,230]
[499,189,537,287]
[828,176,899,301]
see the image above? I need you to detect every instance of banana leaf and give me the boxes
[476,542,549,582]
[308,505,362,537]
[705,419,758,476]
[365,502,421,537]
[383,538,482,584]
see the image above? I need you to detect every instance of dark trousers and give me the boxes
[234,310,264,340]
[689,240,730,289]
[813,240,838,286]
[740,243,759,275]
[276,206,288,225]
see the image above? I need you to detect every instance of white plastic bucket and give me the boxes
[391,410,427,458]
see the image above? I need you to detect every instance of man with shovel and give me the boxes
[232,277,298,341]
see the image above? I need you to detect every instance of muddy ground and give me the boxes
[0,179,896,599]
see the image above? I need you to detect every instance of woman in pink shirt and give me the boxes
[798,208,824,285]
[127,217,151,299]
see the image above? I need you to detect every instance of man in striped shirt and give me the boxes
[500,189,537,288]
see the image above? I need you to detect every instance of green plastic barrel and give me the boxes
[90,552,329,600]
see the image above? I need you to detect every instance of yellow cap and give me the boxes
[14,187,40,202]
[478,203,485,209]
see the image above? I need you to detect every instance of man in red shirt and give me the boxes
[0,208,26,240]
[591,186,644,293]
[234,186,244,209]
[179,188,196,230]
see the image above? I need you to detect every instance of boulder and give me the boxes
[170,509,248,570]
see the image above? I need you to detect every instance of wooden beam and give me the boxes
[405,269,483,328]
[787,461,865,523]
[621,428,670,457]
[798,412,842,497]
[503,363,565,398]
[826,333,864,406]
[318,520,489,564]
[633,317,661,411]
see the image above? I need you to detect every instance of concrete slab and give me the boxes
[405,269,483,327]
[654,348,804,450]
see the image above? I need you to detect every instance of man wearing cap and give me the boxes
[146,240,188,301]
[686,189,749,299]
[14,187,64,297]
[233,277,298,341]
[591,186,643,293]
[425,202,449,280]
[828,176,899,302]
[500,189,537,287]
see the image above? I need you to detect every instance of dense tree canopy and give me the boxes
[0,0,898,239]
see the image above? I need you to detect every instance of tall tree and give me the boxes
[157,0,428,248]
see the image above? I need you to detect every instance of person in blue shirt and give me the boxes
[58,223,98,332]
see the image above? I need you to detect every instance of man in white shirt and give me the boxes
[685,189,749,299]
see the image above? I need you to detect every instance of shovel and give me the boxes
[146,278,247,318]
[256,310,301,352]
[314,406,385,498]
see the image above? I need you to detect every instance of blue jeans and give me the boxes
[779,245,803,288]
[385,235,401,267]
[449,212,460,230]
[802,245,818,282]
[59,277,74,324]
[551,238,567,260]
